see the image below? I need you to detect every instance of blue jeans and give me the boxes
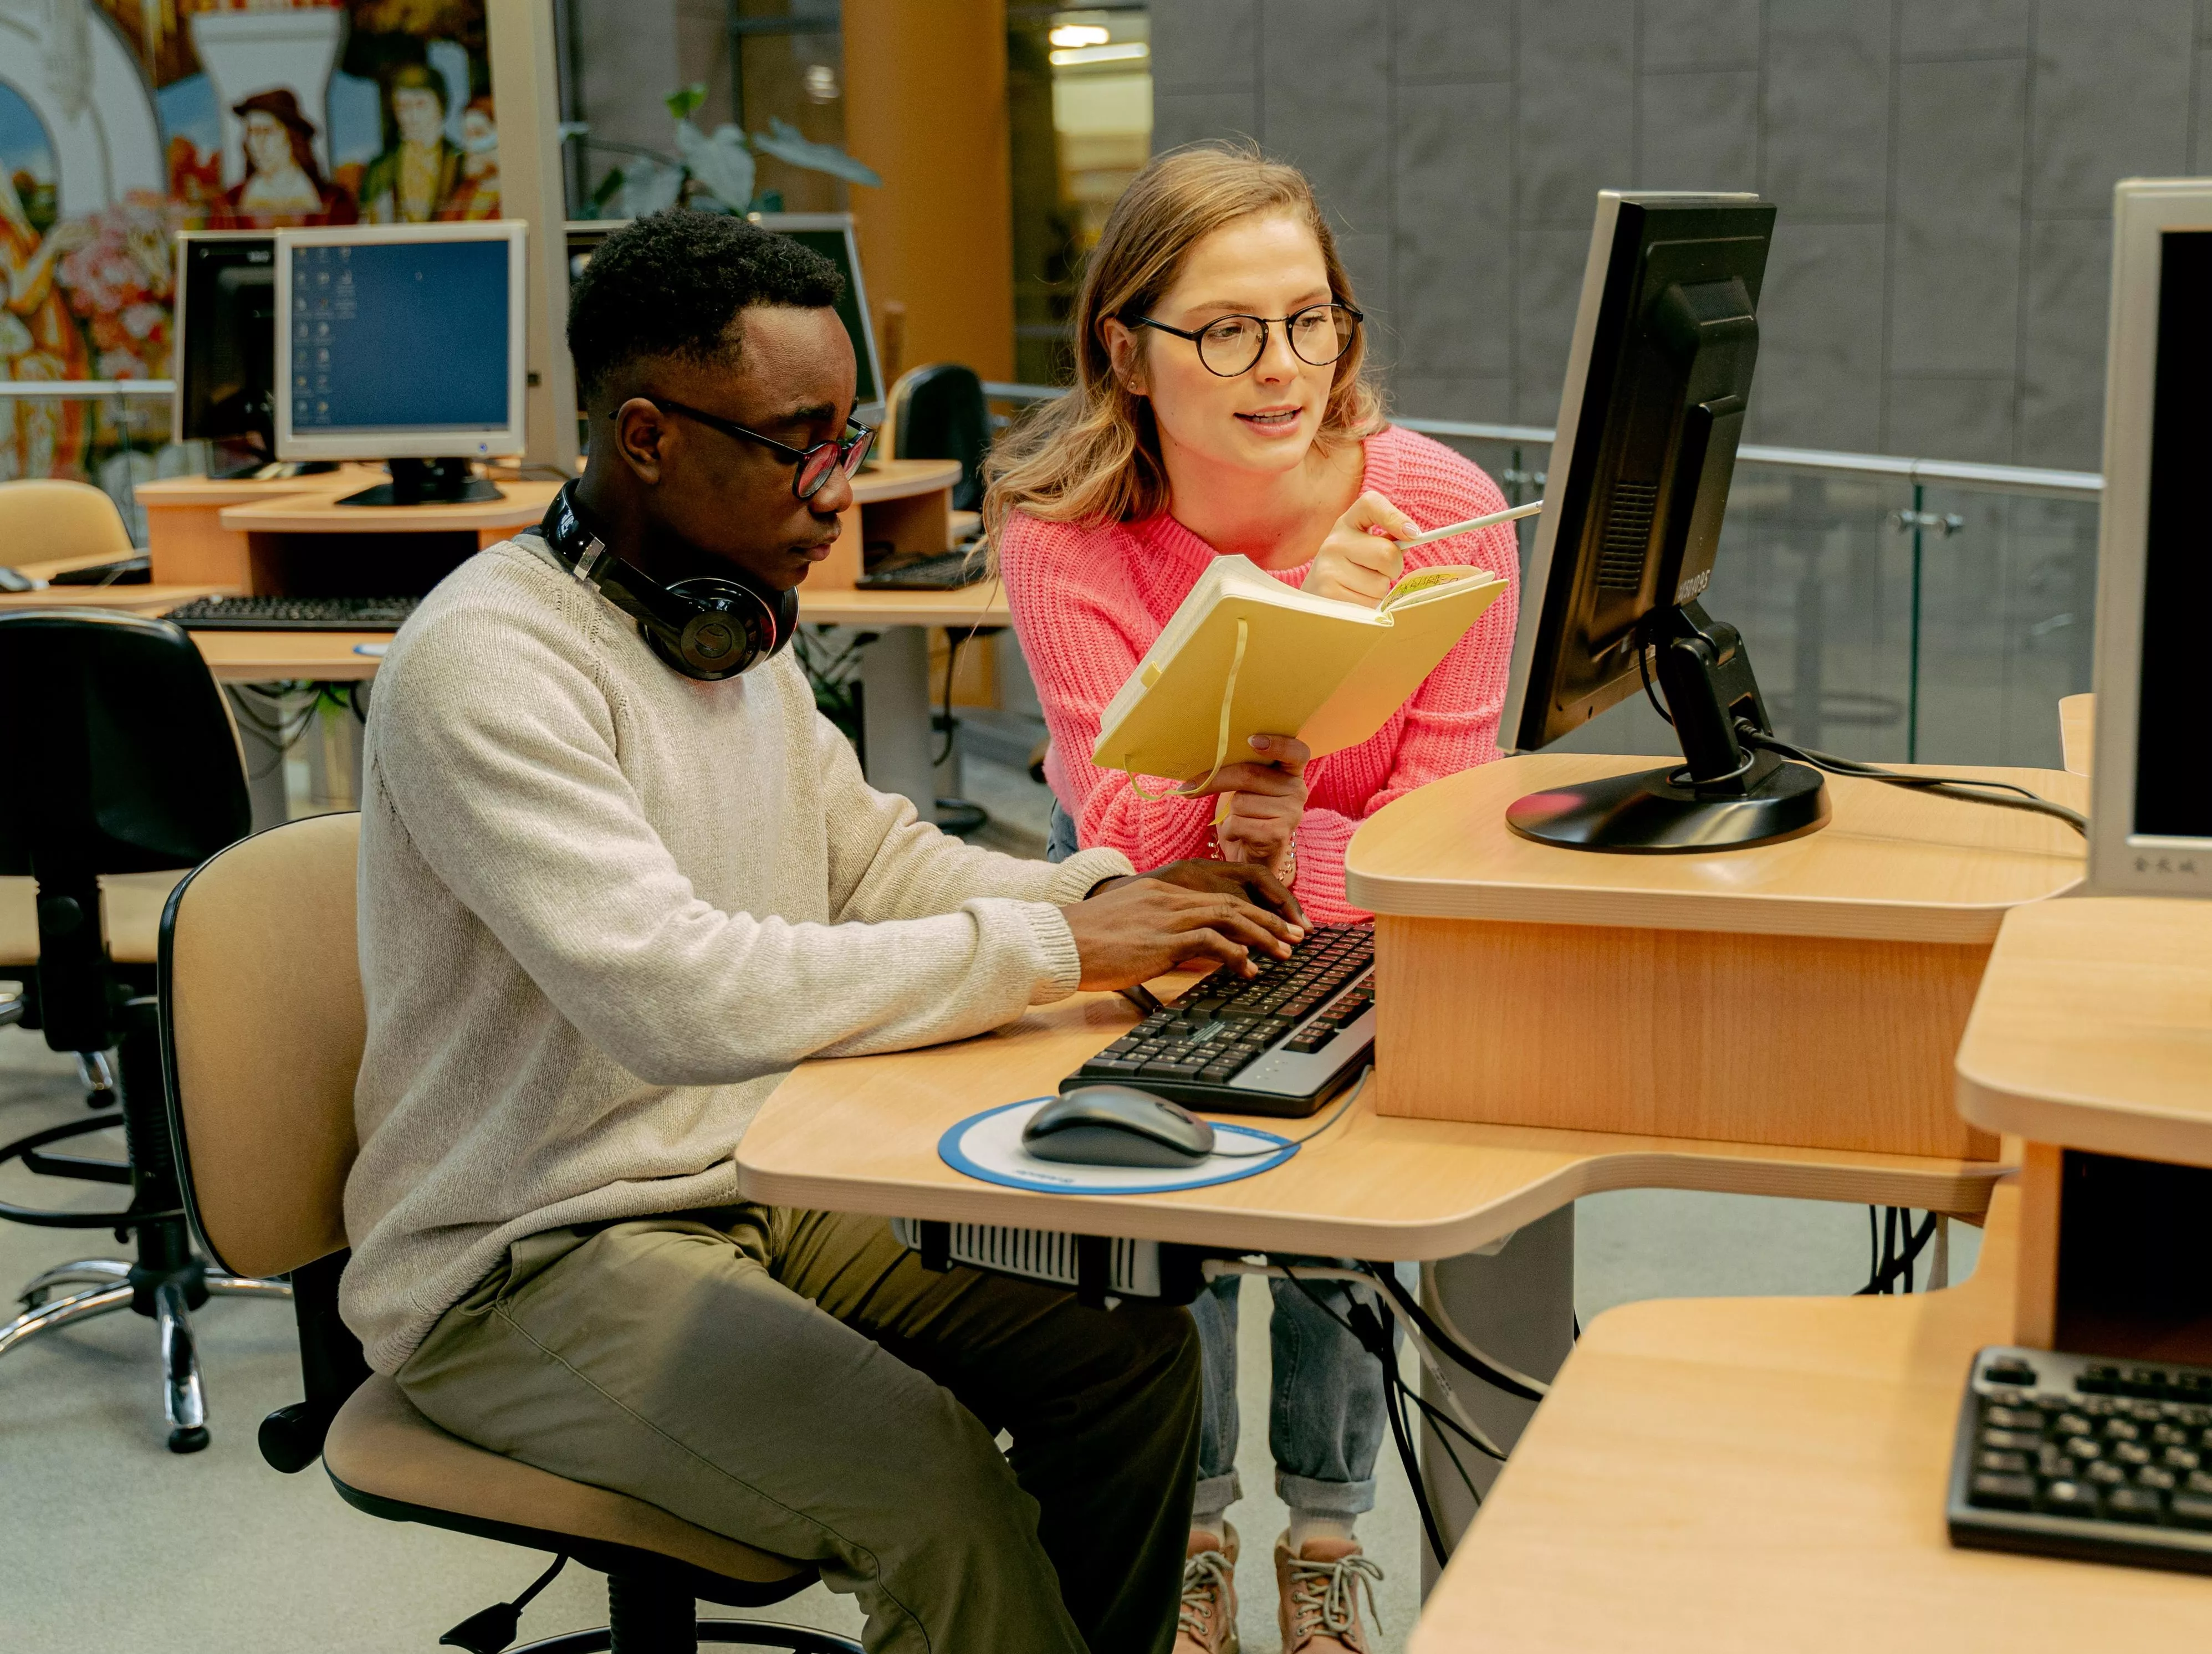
[1048,797,1385,1519]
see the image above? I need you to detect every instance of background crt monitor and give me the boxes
[175,233,275,445]
[276,229,519,456]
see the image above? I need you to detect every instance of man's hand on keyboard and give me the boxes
[1088,856,1308,932]
[1061,872,1303,991]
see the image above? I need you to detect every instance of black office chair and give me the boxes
[0,608,286,1451]
[884,363,997,832]
[161,812,861,1654]
[886,363,990,518]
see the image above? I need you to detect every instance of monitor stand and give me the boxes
[1506,602,1830,854]
[338,457,503,508]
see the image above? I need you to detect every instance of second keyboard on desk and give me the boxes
[167,594,422,631]
[1063,923,1376,1119]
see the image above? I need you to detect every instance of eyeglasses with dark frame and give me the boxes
[1126,301,1364,378]
[646,396,876,499]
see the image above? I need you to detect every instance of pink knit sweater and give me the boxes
[1000,425,1522,924]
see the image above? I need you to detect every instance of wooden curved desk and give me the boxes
[1347,753,2087,1162]
[738,978,2012,1262]
[1410,1185,2212,1650]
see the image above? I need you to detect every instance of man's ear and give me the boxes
[611,397,671,484]
[1101,317,1147,397]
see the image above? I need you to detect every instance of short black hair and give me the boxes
[566,208,845,406]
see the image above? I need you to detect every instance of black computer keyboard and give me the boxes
[1949,1345,2212,1573]
[166,594,421,631]
[1062,923,1375,1119]
[855,549,990,590]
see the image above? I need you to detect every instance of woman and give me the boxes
[989,144,1520,1654]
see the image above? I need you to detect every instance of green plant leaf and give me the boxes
[664,83,708,121]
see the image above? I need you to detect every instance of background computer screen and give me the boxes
[177,235,276,444]
[288,238,511,436]
[2131,228,2212,841]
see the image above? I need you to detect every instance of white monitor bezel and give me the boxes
[273,219,529,462]
[2086,179,2212,897]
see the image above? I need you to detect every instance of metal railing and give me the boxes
[4,377,2103,771]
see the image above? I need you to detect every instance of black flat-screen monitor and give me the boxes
[173,232,277,453]
[566,215,885,422]
[1498,191,1825,853]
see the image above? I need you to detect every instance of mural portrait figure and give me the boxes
[436,93,498,219]
[221,90,357,228]
[361,62,459,224]
[0,166,92,481]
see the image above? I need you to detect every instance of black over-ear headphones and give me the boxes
[535,482,798,681]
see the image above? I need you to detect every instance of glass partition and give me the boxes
[1409,429,2097,773]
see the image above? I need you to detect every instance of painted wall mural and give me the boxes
[0,0,496,483]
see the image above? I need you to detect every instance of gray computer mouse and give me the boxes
[1021,1086,1217,1168]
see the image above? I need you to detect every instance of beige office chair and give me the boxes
[0,478,136,575]
[159,812,860,1653]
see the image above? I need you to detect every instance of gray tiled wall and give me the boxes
[1150,0,2210,469]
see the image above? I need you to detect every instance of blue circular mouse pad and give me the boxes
[939,1098,1297,1195]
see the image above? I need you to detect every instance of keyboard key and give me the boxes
[2063,1436,2101,1460]
[2122,1368,2170,1398]
[2054,1412,2092,1438]
[1984,1355,2039,1386]
[2102,1418,2141,1442]
[2087,1461,2127,1486]
[2108,1486,2164,1523]
[1976,1450,2030,1474]
[1980,1428,2042,1453]
[1968,1472,2036,1511]
[2163,1446,2201,1472]
[2115,1441,2153,1466]
[2172,1494,2212,1530]
[2137,1466,2177,1492]
[2078,1364,2122,1395]
[2037,1448,2077,1479]
[1984,1405,2044,1431]
[2188,1470,2212,1495]
[2041,1479,2099,1516]
[1140,1059,1206,1079]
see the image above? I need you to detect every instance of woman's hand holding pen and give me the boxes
[1305,489,1417,607]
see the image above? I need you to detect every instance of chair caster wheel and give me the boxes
[168,1425,210,1454]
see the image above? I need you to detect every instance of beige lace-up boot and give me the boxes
[1174,1523,1240,1653]
[1274,1532,1383,1654]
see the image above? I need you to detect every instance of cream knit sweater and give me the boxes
[342,537,1131,1373]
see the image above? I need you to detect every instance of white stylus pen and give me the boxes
[1390,498,1545,551]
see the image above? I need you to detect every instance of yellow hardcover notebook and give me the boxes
[1092,555,1508,785]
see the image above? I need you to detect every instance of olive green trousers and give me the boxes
[396,1205,1202,1654]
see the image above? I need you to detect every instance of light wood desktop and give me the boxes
[1957,894,2212,1353]
[738,970,2012,1262]
[1408,1184,2212,1651]
[1345,752,2088,1161]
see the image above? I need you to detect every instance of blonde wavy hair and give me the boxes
[984,142,1386,537]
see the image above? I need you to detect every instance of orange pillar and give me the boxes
[840,0,1015,385]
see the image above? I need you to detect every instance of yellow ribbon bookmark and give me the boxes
[1123,617,1248,803]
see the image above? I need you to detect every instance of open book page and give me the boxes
[1380,565,1494,613]
[1295,573,1508,758]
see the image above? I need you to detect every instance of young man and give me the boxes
[340,209,1308,1654]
